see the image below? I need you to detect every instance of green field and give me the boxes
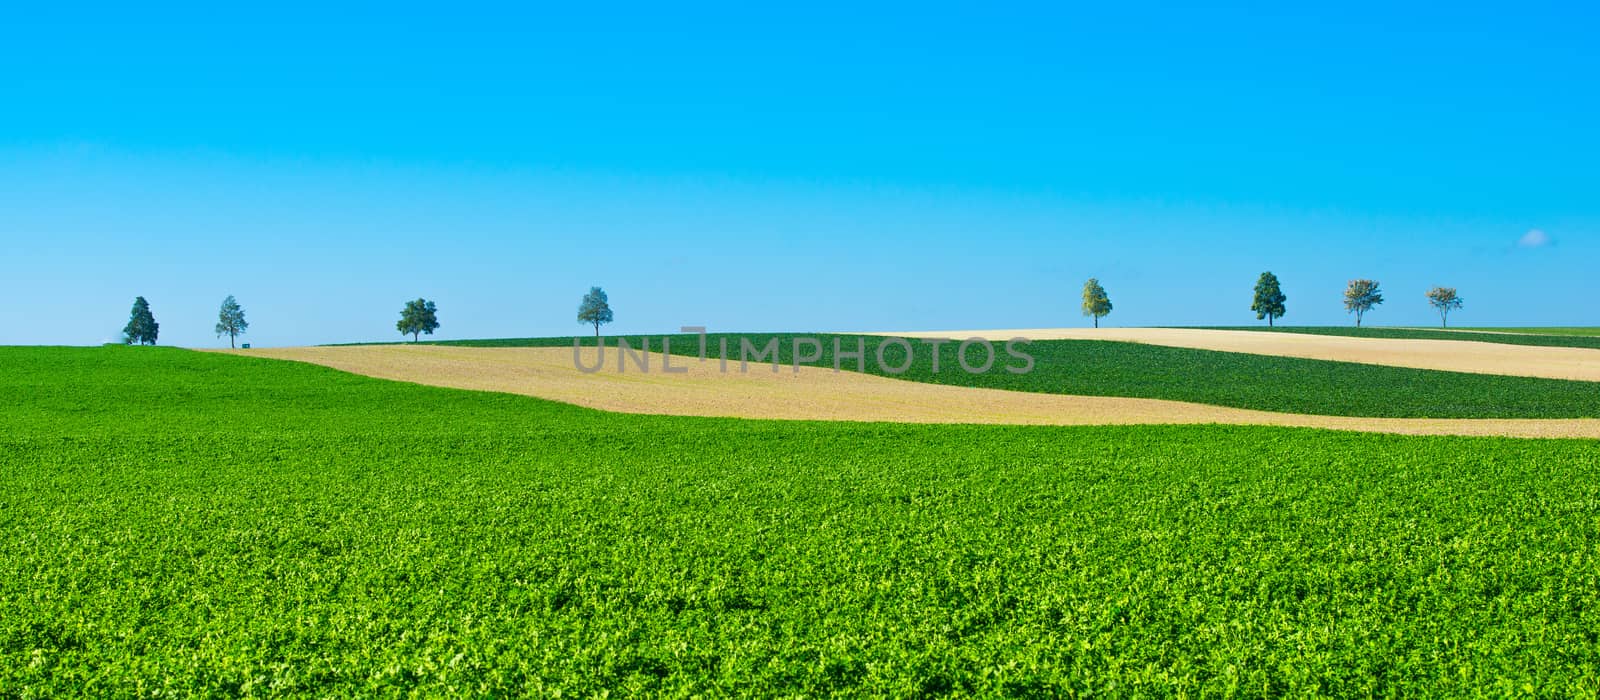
[419,333,1600,419]
[1189,325,1600,350]
[5,346,1600,695]
[1456,327,1600,337]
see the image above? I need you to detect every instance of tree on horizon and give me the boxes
[578,287,614,337]
[122,296,159,345]
[1251,271,1287,327]
[215,295,249,348]
[1081,279,1112,328]
[397,298,440,342]
[1343,279,1383,327]
[1425,286,1464,327]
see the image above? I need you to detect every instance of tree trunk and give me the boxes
[595,323,600,338]
[1093,316,1098,328]
[230,335,236,349]
[1269,315,1274,327]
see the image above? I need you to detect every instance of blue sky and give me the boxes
[2,2,1593,346]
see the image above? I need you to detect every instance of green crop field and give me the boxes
[1189,325,1600,350]
[1455,327,1600,337]
[5,346,1600,696]
[419,333,1600,419]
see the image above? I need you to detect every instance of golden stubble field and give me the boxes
[217,339,1600,438]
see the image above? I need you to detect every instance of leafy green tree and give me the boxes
[1343,279,1383,327]
[1251,271,1287,327]
[122,296,159,345]
[215,295,249,348]
[1081,278,1112,328]
[1425,286,1463,327]
[577,286,614,337]
[396,298,439,342]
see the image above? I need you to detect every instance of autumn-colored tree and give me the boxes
[1425,286,1463,328]
[1343,279,1383,327]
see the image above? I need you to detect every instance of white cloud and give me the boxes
[1518,229,1552,248]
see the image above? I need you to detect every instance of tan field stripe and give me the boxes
[213,345,1600,439]
[867,328,1600,381]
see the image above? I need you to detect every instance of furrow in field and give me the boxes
[221,345,1600,438]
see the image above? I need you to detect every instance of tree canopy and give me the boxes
[1250,272,1287,326]
[1081,279,1112,328]
[397,298,440,342]
[1343,279,1384,327]
[1425,286,1464,327]
[215,295,249,348]
[577,287,614,337]
[122,296,159,345]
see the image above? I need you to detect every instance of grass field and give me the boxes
[405,333,1600,418]
[1191,325,1600,350]
[5,346,1600,695]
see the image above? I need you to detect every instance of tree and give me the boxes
[1425,286,1463,327]
[577,286,613,337]
[1343,279,1383,327]
[122,296,159,345]
[1081,278,1112,328]
[1251,271,1287,327]
[215,295,249,348]
[396,298,439,342]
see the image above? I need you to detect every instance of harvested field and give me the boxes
[224,345,1600,438]
[873,327,1600,381]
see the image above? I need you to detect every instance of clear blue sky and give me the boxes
[2,2,1593,347]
